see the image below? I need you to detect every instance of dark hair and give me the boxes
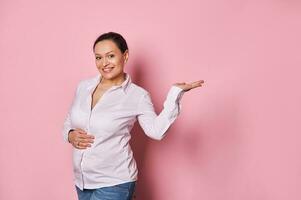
[93,32,128,54]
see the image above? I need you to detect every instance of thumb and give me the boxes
[174,82,185,85]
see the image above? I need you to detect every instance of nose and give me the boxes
[102,57,109,66]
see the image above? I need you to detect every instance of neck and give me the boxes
[100,72,126,87]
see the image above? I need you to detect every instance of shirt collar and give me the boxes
[91,73,131,94]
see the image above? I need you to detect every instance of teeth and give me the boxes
[103,67,114,72]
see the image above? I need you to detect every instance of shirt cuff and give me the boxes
[166,85,185,103]
[163,85,185,115]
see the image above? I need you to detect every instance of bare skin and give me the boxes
[68,128,94,149]
[68,39,204,149]
[173,80,204,91]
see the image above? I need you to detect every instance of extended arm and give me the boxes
[136,79,204,140]
[137,85,185,140]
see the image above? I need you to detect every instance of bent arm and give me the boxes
[62,82,81,143]
[137,86,185,140]
[62,113,74,143]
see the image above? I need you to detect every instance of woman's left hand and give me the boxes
[173,80,204,92]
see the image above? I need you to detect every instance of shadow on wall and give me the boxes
[128,54,243,199]
[172,87,243,198]
[129,56,154,200]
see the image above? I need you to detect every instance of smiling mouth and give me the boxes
[102,67,114,73]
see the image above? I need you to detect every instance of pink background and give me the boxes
[1,0,300,199]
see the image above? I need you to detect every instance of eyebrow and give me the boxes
[95,51,114,56]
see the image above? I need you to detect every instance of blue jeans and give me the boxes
[75,181,136,200]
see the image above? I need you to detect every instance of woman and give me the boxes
[62,32,204,200]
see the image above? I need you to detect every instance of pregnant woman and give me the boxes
[62,31,204,200]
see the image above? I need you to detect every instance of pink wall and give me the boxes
[1,0,300,199]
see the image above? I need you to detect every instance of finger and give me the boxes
[190,80,204,88]
[78,139,94,144]
[175,82,186,85]
[77,134,89,139]
[73,141,88,149]
[83,138,95,143]
[86,134,95,139]
[78,141,92,148]
[82,143,92,147]
[191,80,204,85]
[77,132,94,137]
[78,134,95,140]
[75,128,87,134]
[75,146,87,149]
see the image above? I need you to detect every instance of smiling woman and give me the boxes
[62,31,204,200]
[94,38,128,85]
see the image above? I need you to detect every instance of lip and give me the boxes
[102,67,114,72]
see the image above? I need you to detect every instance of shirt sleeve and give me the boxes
[137,85,185,140]
[62,82,81,143]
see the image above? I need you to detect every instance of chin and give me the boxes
[100,72,118,80]
[99,69,123,79]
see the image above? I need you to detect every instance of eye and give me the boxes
[95,57,101,60]
[108,54,115,58]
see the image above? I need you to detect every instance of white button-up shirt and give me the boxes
[62,73,184,190]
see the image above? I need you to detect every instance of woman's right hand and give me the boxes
[68,128,95,149]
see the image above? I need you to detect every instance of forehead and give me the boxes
[94,40,119,55]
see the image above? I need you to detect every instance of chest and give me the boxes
[70,86,140,135]
[91,87,107,111]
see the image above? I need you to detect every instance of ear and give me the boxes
[123,50,129,63]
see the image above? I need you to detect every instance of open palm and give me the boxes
[173,80,204,92]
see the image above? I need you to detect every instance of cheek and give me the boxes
[113,58,124,66]
[95,60,102,67]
